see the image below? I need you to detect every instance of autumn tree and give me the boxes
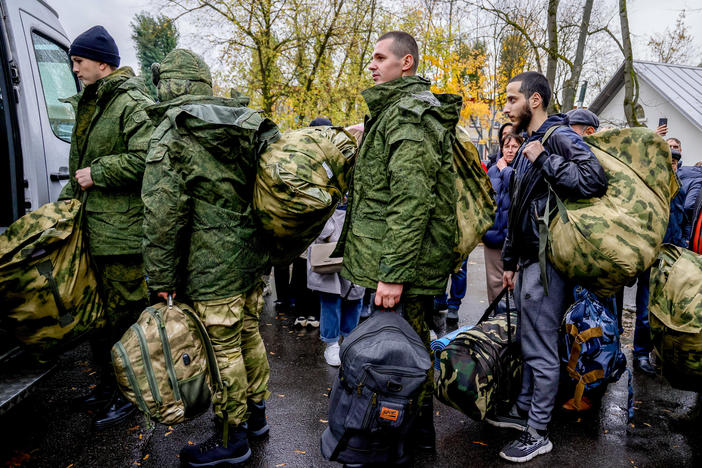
[647,10,697,64]
[131,13,179,98]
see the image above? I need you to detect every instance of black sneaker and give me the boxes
[499,426,553,463]
[446,307,459,324]
[485,405,527,431]
[634,355,656,376]
[180,425,251,467]
[93,393,136,430]
[246,399,270,438]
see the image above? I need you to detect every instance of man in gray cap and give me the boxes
[566,108,599,137]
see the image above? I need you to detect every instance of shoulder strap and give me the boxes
[540,124,566,146]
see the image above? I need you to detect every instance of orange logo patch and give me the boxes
[379,407,399,421]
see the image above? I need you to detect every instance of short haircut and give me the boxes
[509,71,551,110]
[695,161,702,167]
[377,31,419,72]
[667,137,682,148]
[502,132,523,148]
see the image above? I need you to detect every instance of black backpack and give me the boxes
[320,310,432,464]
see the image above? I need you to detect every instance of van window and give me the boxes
[31,32,78,142]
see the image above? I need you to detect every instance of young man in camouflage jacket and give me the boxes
[60,26,153,429]
[335,31,462,453]
[141,49,276,467]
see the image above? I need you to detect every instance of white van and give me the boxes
[1,0,79,413]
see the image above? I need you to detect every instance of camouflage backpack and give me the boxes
[453,126,496,269]
[112,299,221,424]
[0,198,104,357]
[649,244,702,392]
[435,288,521,421]
[253,126,357,265]
[542,127,677,297]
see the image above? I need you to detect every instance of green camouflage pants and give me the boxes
[91,254,149,370]
[404,295,435,413]
[194,283,271,426]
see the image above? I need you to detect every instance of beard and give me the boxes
[512,104,533,134]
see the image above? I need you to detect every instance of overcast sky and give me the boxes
[47,0,702,76]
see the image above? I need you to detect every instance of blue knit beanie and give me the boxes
[69,26,120,68]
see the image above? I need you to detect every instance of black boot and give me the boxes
[246,399,270,437]
[411,401,436,450]
[93,392,136,430]
[180,424,251,467]
[74,381,115,410]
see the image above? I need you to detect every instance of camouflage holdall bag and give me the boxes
[649,244,702,392]
[435,288,521,421]
[543,127,676,297]
[0,198,104,356]
[112,298,221,424]
[453,126,495,269]
[253,126,357,266]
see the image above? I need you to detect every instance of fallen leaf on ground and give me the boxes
[643,422,651,427]
[604,429,609,433]
[143,454,149,460]
[269,352,276,355]
[165,431,173,437]
[278,394,285,398]
[66,465,74,468]
[275,464,286,467]
[188,441,194,445]
[138,434,143,439]
[323,393,328,397]
[320,419,328,423]
[88,384,96,389]
[472,441,487,446]
[293,450,306,454]
[129,425,140,431]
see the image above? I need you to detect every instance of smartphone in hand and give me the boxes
[659,117,668,127]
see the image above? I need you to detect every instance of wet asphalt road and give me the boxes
[1,245,700,468]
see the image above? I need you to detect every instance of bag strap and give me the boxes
[181,301,223,392]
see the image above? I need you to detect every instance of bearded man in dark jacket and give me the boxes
[485,72,608,463]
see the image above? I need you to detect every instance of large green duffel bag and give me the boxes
[253,126,357,266]
[0,199,104,356]
[453,126,495,269]
[112,299,221,424]
[546,127,677,297]
[649,244,702,392]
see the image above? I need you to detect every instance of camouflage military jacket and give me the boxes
[58,67,154,256]
[141,95,279,300]
[338,76,461,295]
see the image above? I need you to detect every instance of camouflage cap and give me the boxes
[152,48,212,87]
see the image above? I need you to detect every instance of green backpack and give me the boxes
[112,299,220,424]
[453,126,496,269]
[543,127,676,297]
[0,198,104,357]
[253,126,357,265]
[649,244,702,392]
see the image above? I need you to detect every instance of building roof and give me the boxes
[589,60,702,132]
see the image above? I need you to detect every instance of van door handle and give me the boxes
[50,172,70,181]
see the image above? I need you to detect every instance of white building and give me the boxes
[589,61,702,166]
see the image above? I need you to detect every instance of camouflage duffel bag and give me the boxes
[546,127,676,297]
[435,289,521,421]
[112,299,221,424]
[0,199,104,356]
[253,126,357,265]
[452,126,495,269]
[649,244,702,392]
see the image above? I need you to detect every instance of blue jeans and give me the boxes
[320,292,362,343]
[634,269,652,357]
[434,258,468,310]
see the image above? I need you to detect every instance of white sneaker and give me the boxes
[306,316,320,329]
[293,316,307,329]
[324,342,341,367]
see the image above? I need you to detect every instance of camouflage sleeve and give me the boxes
[537,127,608,200]
[377,127,436,284]
[90,105,153,189]
[58,180,76,200]
[141,145,190,293]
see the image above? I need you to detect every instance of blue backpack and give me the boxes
[561,287,633,418]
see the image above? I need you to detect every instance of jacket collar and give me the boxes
[528,113,568,141]
[361,75,431,117]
